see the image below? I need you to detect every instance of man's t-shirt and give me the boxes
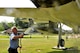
[9,33,19,49]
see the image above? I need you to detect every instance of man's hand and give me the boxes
[19,33,24,38]
[19,46,22,48]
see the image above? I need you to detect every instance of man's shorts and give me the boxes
[8,47,18,53]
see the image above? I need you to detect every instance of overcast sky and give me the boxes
[0,16,15,23]
[0,0,36,8]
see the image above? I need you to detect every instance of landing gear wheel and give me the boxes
[60,39,65,47]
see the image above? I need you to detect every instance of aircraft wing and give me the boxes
[0,1,79,29]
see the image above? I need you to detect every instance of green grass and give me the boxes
[0,34,80,53]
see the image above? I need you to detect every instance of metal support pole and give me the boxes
[76,0,80,9]
[57,22,62,48]
[19,38,22,53]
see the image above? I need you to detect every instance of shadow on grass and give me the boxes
[48,47,80,53]
[48,50,80,53]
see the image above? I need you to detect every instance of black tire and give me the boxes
[60,39,65,47]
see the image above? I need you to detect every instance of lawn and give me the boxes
[0,34,80,53]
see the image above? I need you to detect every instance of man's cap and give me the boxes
[11,26,17,30]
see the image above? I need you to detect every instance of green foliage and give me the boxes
[7,23,14,28]
[14,18,20,27]
[14,18,28,28]
[0,23,4,31]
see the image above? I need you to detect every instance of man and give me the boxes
[8,26,24,53]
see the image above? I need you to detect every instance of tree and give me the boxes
[14,18,28,28]
[14,18,20,27]
[0,23,4,31]
[1,22,10,30]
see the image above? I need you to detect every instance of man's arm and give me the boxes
[13,33,24,40]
